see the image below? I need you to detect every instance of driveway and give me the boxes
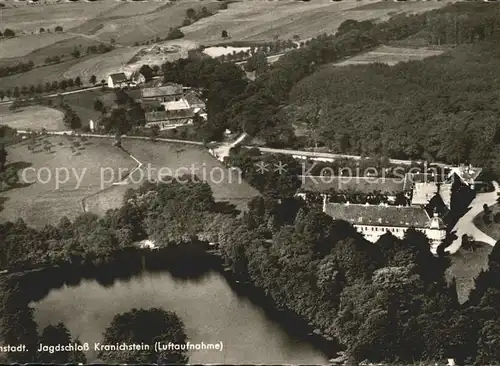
[446,181,500,253]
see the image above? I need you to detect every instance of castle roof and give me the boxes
[300,176,405,195]
[323,203,430,228]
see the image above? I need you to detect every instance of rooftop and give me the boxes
[109,72,128,83]
[300,176,406,195]
[411,182,439,206]
[448,165,483,184]
[184,91,205,107]
[323,202,430,228]
[162,99,190,111]
[141,83,183,98]
[145,109,195,122]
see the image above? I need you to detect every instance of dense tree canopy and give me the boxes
[99,308,188,364]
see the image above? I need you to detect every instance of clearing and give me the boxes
[0,105,64,131]
[84,139,260,215]
[127,40,199,71]
[334,45,445,66]
[0,136,137,228]
[446,242,492,304]
[61,46,143,82]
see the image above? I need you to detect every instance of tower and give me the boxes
[426,211,446,255]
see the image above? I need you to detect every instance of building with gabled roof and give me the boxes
[141,83,184,103]
[108,72,128,89]
[145,109,195,129]
[322,197,446,254]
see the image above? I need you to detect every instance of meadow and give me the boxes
[0,104,64,131]
[84,139,260,215]
[0,136,137,228]
[181,0,451,44]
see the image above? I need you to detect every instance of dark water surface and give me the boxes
[29,253,331,364]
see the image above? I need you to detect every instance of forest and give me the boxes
[0,179,499,364]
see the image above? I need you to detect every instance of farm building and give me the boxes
[141,83,184,104]
[145,109,195,129]
[108,73,129,89]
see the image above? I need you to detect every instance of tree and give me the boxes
[59,80,68,90]
[71,47,81,58]
[139,64,154,82]
[221,30,229,39]
[38,323,85,364]
[186,8,196,19]
[54,25,63,32]
[99,308,189,364]
[93,99,104,112]
[39,27,45,33]
[0,144,6,171]
[75,76,82,87]
[89,75,97,85]
[4,29,15,38]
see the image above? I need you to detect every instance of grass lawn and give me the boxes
[446,242,492,304]
[0,136,136,228]
[84,139,260,215]
[0,105,64,131]
[473,203,500,241]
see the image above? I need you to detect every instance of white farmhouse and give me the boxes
[107,72,128,89]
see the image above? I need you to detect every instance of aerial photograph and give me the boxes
[1,0,500,364]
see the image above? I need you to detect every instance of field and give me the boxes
[0,1,118,35]
[84,139,260,215]
[181,0,452,44]
[0,46,143,90]
[446,242,492,304]
[334,45,445,66]
[0,35,104,69]
[62,46,144,82]
[0,57,86,91]
[0,0,454,90]
[0,104,64,131]
[0,136,137,228]
[67,1,220,45]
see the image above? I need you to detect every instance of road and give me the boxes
[251,146,419,166]
[445,181,500,254]
[15,130,205,146]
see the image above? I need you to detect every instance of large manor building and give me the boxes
[298,165,484,254]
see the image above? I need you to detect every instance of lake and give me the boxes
[30,262,330,364]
